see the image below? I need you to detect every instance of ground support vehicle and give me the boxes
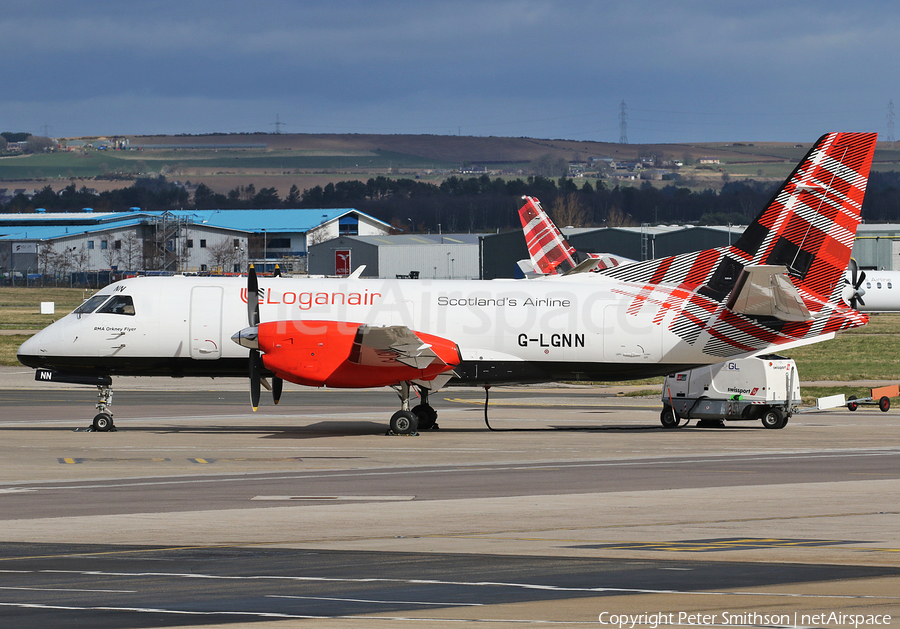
[661,355,801,430]
[845,384,897,413]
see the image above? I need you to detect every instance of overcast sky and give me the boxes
[2,1,897,144]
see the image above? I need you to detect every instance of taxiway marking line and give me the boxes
[10,449,900,493]
[0,586,136,593]
[0,602,596,624]
[35,569,900,600]
[267,594,481,606]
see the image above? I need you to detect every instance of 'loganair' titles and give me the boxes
[241,288,383,310]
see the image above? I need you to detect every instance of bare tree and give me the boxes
[38,243,62,278]
[103,236,123,270]
[550,193,589,228]
[607,205,637,227]
[306,228,330,247]
[207,239,240,273]
[121,232,143,271]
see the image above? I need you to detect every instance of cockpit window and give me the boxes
[97,295,135,316]
[73,294,111,314]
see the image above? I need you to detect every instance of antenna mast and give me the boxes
[619,101,628,144]
[888,100,895,143]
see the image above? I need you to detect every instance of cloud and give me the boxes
[1,0,897,141]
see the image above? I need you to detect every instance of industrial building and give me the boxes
[4,206,897,285]
[852,224,900,270]
[0,208,392,281]
[308,234,483,279]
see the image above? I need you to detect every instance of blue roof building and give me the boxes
[0,208,392,276]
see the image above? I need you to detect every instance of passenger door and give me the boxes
[190,286,223,360]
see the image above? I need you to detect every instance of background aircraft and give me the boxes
[19,132,876,435]
[516,196,634,277]
[841,259,900,311]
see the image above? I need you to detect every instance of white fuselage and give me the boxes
[18,274,763,385]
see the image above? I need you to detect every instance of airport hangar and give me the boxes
[477,223,900,279]
[3,208,898,282]
[308,233,484,279]
[0,208,392,279]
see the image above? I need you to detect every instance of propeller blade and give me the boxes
[856,270,867,290]
[246,265,262,411]
[248,264,259,327]
[272,376,283,405]
[857,295,866,307]
[250,349,261,411]
[849,257,859,288]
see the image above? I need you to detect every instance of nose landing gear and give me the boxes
[91,384,116,432]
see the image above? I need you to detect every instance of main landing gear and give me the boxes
[388,382,439,435]
[90,384,117,432]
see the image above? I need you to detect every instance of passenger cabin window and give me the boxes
[97,295,135,316]
[877,282,883,289]
[889,282,893,289]
[73,294,111,314]
[866,282,872,289]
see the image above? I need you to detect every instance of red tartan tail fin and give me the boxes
[599,133,878,313]
[518,196,579,274]
[730,132,877,306]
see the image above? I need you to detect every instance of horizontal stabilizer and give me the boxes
[726,265,812,322]
[562,254,636,276]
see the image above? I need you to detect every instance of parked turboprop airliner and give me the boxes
[517,195,634,277]
[840,259,900,311]
[18,132,876,434]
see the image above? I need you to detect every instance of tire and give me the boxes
[847,395,858,412]
[660,406,680,429]
[92,413,113,432]
[761,407,786,429]
[390,410,418,435]
[879,396,891,413]
[411,404,438,430]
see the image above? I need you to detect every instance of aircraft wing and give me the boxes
[725,265,812,322]
[348,325,448,370]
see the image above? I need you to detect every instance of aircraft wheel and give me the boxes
[847,395,858,411]
[411,404,438,430]
[92,413,113,432]
[761,407,786,429]
[879,396,891,413]
[660,406,680,429]
[390,410,418,435]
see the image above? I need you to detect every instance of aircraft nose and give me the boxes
[16,330,50,367]
[231,326,259,350]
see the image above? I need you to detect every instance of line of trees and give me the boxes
[4,171,900,232]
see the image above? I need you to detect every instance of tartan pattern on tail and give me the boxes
[518,196,579,274]
[597,132,877,357]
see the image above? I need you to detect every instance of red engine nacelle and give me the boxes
[257,320,461,388]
